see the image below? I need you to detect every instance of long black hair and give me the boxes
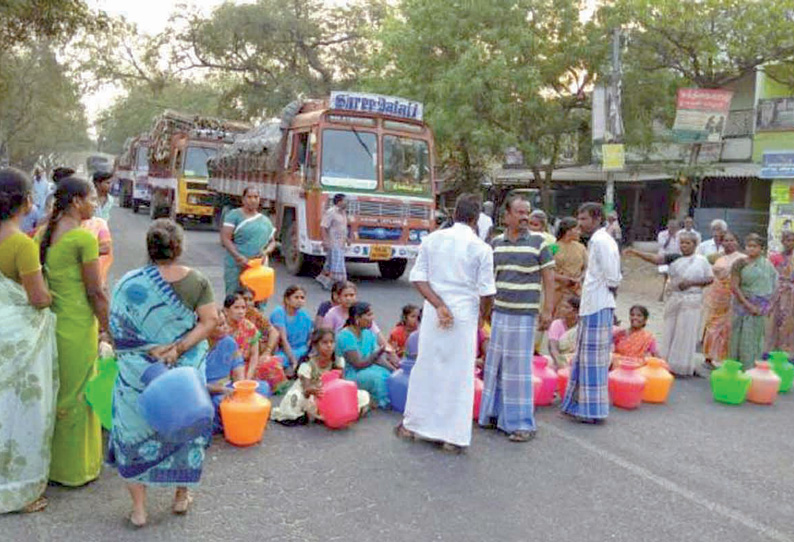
[39,177,92,264]
[0,167,32,221]
[345,301,372,327]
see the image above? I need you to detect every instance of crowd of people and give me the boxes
[3,164,794,525]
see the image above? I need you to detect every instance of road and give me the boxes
[5,208,794,542]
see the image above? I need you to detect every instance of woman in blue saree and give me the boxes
[108,219,218,527]
[220,187,276,297]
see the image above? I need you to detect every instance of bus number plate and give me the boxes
[370,245,392,261]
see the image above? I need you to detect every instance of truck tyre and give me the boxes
[378,258,408,280]
[283,219,312,276]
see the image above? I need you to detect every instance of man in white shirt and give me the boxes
[397,194,496,452]
[697,219,727,258]
[677,216,702,245]
[561,202,621,425]
[477,201,494,241]
[657,218,681,301]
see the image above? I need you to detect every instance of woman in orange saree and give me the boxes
[702,231,744,367]
[766,230,794,356]
[552,217,587,318]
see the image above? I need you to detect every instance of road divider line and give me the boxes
[540,421,793,542]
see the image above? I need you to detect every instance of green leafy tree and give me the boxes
[0,43,90,168]
[367,0,602,205]
[602,0,794,216]
[0,0,92,52]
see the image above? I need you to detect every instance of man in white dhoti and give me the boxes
[396,194,496,452]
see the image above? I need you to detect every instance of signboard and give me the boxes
[761,151,794,179]
[329,91,423,122]
[757,98,794,131]
[602,144,625,171]
[768,179,794,251]
[672,88,733,143]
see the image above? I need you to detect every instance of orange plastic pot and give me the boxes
[637,357,674,404]
[240,258,275,302]
[220,380,272,446]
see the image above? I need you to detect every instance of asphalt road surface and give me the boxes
[5,208,794,542]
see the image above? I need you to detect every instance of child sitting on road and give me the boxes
[241,288,287,392]
[613,305,659,359]
[389,304,421,357]
[270,285,313,377]
[205,309,246,433]
[224,293,262,380]
[271,328,370,425]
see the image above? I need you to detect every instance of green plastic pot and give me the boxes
[710,360,751,405]
[767,351,794,393]
[85,354,119,430]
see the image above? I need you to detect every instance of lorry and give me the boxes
[207,91,436,279]
[115,134,152,213]
[147,110,250,224]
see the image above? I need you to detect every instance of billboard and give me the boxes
[672,88,734,143]
[761,151,794,179]
[756,98,794,132]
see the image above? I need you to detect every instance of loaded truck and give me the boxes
[115,134,151,213]
[207,91,436,279]
[147,110,250,224]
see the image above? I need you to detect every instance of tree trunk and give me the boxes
[675,143,702,220]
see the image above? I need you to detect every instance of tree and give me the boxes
[95,81,238,155]
[172,0,388,118]
[0,0,92,53]
[0,43,91,168]
[367,0,602,204]
[602,0,794,217]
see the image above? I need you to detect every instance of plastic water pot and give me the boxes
[637,357,674,404]
[608,359,646,410]
[220,380,272,446]
[138,362,214,442]
[767,351,794,393]
[710,360,752,405]
[532,355,557,406]
[239,258,275,302]
[746,361,781,405]
[317,378,359,429]
[85,353,119,430]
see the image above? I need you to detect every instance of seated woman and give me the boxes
[547,295,580,369]
[389,304,421,357]
[224,292,261,379]
[272,328,370,424]
[613,305,660,359]
[241,288,285,391]
[269,285,313,377]
[205,309,246,434]
[336,302,400,408]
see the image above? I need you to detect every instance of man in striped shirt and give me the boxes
[478,195,555,442]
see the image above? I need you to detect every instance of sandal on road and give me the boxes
[20,496,48,514]
[393,423,415,441]
[172,491,193,515]
[508,431,536,443]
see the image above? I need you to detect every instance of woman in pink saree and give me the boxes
[702,231,744,367]
[767,230,794,356]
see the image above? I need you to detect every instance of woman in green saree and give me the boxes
[220,187,276,297]
[38,177,110,487]
[730,233,778,369]
[0,168,57,513]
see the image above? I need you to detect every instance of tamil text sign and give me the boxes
[761,151,794,179]
[673,88,733,143]
[330,92,423,122]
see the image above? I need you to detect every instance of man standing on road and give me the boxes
[396,193,496,453]
[317,193,349,289]
[478,200,494,241]
[678,216,702,245]
[479,195,555,442]
[561,202,622,425]
[697,219,727,258]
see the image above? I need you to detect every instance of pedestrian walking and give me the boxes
[561,202,621,424]
[317,193,349,289]
[396,194,496,452]
[478,195,554,442]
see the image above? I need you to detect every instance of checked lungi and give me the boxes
[478,311,536,433]
[561,308,614,419]
[323,246,347,283]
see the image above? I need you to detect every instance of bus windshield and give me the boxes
[383,135,431,197]
[136,146,149,170]
[183,146,217,178]
[321,129,377,191]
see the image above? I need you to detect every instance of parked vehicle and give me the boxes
[208,92,437,279]
[115,134,151,213]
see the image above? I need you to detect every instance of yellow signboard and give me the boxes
[602,144,625,171]
[771,181,791,204]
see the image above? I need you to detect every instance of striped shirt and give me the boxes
[492,230,555,314]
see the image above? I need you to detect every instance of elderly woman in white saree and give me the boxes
[0,167,58,514]
[624,231,714,376]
